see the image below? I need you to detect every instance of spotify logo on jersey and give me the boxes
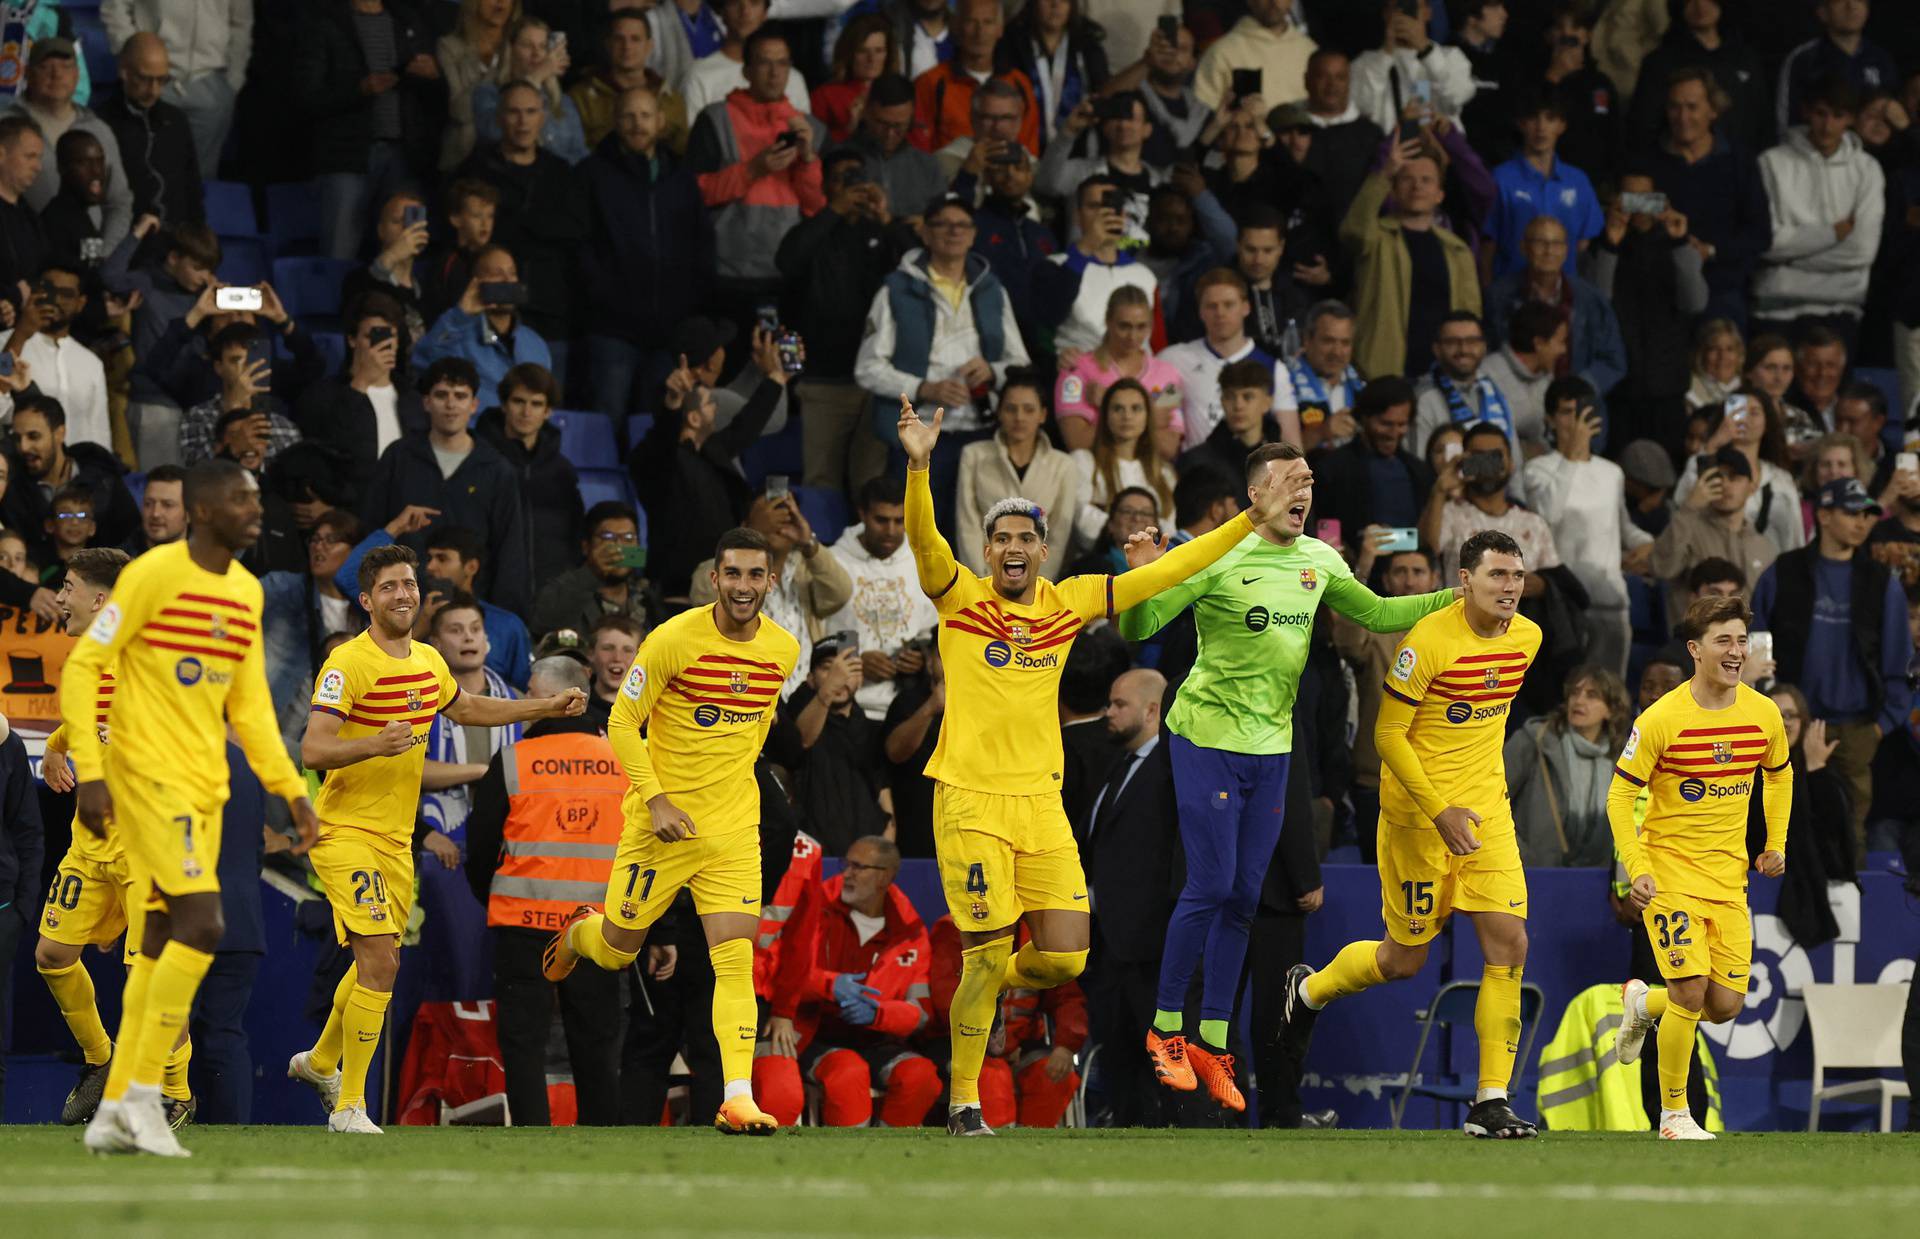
[983,641,1013,667]
[693,704,723,727]
[174,657,204,686]
[1245,606,1270,632]
[1244,606,1311,632]
[1679,778,1708,802]
[1445,702,1472,724]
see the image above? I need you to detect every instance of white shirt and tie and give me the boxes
[0,330,112,451]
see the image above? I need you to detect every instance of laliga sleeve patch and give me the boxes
[1621,726,1640,762]
[316,668,346,705]
[1392,647,1416,682]
[621,665,647,700]
[1060,374,1084,405]
[87,603,121,645]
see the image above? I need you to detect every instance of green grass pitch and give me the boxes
[4,1126,1915,1237]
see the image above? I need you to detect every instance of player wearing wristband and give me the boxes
[1117,443,1456,1112]
[1610,594,1790,1141]
[1278,529,1543,1139]
[893,396,1304,1135]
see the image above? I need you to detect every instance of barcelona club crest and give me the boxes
[1668,949,1687,970]
[1712,742,1733,765]
[1009,623,1031,645]
[405,688,423,712]
[208,614,228,642]
[1298,568,1318,591]
[1484,668,1502,690]
[620,901,638,920]
[969,900,990,921]
[729,670,749,695]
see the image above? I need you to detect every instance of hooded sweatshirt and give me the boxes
[1753,126,1886,320]
[687,89,826,282]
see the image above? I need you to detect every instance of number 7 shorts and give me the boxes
[1376,814,1526,947]
[110,773,225,901]
[1644,892,1751,993]
[933,784,1087,933]
[604,826,762,932]
[310,827,415,945]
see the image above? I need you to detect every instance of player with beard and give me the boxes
[289,545,584,1134]
[1118,443,1455,1111]
[892,396,1304,1135]
[63,460,319,1157]
[1279,529,1543,1139]
[1611,595,1790,1141]
[542,528,801,1135]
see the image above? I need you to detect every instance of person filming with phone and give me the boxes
[413,244,551,410]
[0,262,109,452]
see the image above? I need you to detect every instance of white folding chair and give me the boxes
[1803,982,1912,1131]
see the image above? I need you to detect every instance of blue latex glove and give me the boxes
[832,972,882,1025]
[839,993,880,1026]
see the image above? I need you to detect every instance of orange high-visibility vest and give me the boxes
[486,732,626,932]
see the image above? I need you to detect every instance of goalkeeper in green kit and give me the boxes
[1118,441,1456,1111]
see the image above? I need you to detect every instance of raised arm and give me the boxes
[900,401,964,600]
[443,687,586,728]
[1107,511,1254,614]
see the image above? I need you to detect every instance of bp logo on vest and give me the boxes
[1679,777,1708,802]
[983,641,1013,668]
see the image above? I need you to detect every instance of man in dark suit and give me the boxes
[1081,668,1181,1127]
[1060,626,1128,842]
[188,742,269,1124]
[1305,378,1434,559]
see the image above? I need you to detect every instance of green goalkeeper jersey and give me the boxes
[1117,532,1453,755]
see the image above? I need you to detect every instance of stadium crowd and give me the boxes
[1,0,1919,1132]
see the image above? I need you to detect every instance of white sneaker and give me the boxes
[328,1105,384,1134]
[83,1100,136,1155]
[123,1093,192,1157]
[288,1051,342,1116]
[1658,1110,1715,1141]
[1617,980,1654,1066]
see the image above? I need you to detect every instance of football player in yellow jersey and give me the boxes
[32,549,164,1128]
[290,545,585,1133]
[543,527,800,1135]
[62,460,319,1158]
[893,397,1305,1136]
[1279,529,1545,1139]
[1610,594,1790,1141]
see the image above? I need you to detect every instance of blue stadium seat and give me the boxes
[204,181,259,238]
[1853,366,1908,448]
[270,257,356,322]
[550,409,620,470]
[124,471,146,510]
[577,468,638,513]
[265,183,322,258]
[740,415,804,491]
[309,331,348,379]
[69,12,114,84]
[1390,981,1546,1130]
[791,485,849,546]
[215,237,268,289]
[626,413,654,451]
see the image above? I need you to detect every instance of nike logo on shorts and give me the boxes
[1726,971,1746,979]
[1073,893,1087,900]
[1509,900,1524,908]
[740,896,755,905]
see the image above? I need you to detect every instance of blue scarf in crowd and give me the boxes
[1287,357,1365,414]
[1430,364,1514,440]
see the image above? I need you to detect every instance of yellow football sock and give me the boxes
[1001,943,1088,991]
[309,963,358,1076]
[38,960,112,1065]
[707,938,757,1092]
[1657,1000,1701,1112]
[1644,986,1669,1020]
[163,1035,193,1102]
[1475,965,1525,1093]
[572,913,640,971]
[946,936,1012,1108]
[1304,940,1387,1007]
[102,952,156,1102]
[337,985,392,1111]
[131,943,212,1090]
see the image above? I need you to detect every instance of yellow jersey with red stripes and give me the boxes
[1379,599,1542,823]
[309,630,461,846]
[47,668,120,864]
[608,603,799,839]
[1612,681,1790,901]
[58,540,305,808]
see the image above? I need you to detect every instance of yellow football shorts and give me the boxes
[605,824,761,930]
[933,784,1087,933]
[109,773,224,901]
[310,827,415,945]
[1644,891,1752,995]
[1377,813,1527,947]
[40,844,140,960]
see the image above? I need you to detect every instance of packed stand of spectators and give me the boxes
[4,0,1920,1132]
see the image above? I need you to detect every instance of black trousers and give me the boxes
[1084,952,1171,1128]
[1246,912,1307,1128]
[189,951,262,1123]
[1628,921,1710,1124]
[0,908,22,1112]
[619,911,721,1126]
[492,927,623,1126]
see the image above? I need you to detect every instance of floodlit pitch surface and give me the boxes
[3,1126,1915,1237]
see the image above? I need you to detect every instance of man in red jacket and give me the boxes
[755,836,942,1127]
[927,916,1088,1129]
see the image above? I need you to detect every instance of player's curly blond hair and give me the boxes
[982,497,1047,543]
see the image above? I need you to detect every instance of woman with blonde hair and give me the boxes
[1506,665,1632,867]
[1685,317,1743,410]
[1070,378,1176,544]
[472,15,591,164]
[811,14,899,143]
[1797,431,1871,537]
[1054,285,1184,456]
[439,0,523,170]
